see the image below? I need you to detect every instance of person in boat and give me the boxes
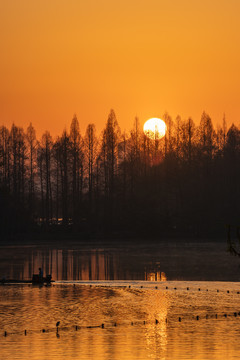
[39,268,43,280]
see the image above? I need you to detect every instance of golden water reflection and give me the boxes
[0,247,167,281]
[1,241,240,281]
[1,283,240,360]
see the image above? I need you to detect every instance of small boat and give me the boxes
[32,274,53,284]
[1,274,54,285]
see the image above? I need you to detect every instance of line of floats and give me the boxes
[3,311,240,338]
[1,276,240,294]
[1,269,240,298]
[0,274,240,294]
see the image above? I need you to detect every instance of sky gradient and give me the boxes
[1,0,239,136]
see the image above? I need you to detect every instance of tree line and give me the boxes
[0,110,239,240]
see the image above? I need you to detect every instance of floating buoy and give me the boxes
[114,323,117,327]
[206,315,208,319]
[224,314,227,317]
[216,314,218,318]
[42,329,46,333]
[234,312,237,317]
[155,319,159,324]
[187,287,189,291]
[4,331,7,337]
[131,322,133,326]
[166,286,168,289]
[198,288,200,291]
[179,317,181,322]
[75,326,78,330]
[217,290,219,292]
[129,286,131,289]
[140,286,143,288]
[227,290,229,293]
[101,324,104,328]
[155,286,158,289]
[25,330,27,335]
[196,316,199,320]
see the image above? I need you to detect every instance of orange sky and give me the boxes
[0,0,239,137]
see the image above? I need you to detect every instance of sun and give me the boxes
[143,118,167,140]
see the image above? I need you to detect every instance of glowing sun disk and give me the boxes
[143,118,167,140]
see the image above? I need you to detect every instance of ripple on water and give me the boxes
[1,281,240,360]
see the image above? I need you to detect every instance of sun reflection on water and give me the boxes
[143,290,169,359]
[1,283,240,360]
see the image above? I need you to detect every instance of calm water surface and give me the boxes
[1,281,240,360]
[0,240,239,281]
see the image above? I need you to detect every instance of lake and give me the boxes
[1,240,240,359]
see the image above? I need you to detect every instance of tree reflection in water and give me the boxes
[1,247,167,281]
